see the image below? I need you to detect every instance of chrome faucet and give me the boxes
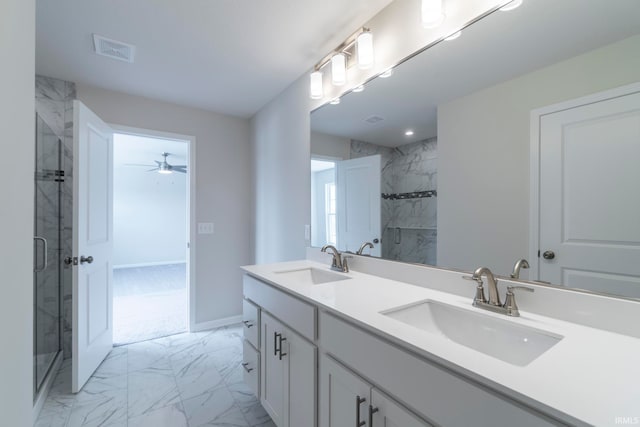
[356,242,374,255]
[463,266,534,317]
[321,245,350,273]
[510,258,530,279]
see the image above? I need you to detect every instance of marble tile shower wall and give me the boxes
[36,75,76,359]
[350,138,437,265]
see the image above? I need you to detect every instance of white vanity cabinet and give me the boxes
[261,312,316,427]
[243,274,317,427]
[320,354,431,427]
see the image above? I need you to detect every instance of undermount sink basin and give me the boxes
[381,300,563,366]
[274,267,351,285]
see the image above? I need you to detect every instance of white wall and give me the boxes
[437,35,640,276]
[77,84,252,324]
[113,163,187,267]
[0,0,35,424]
[310,131,350,160]
[250,77,311,263]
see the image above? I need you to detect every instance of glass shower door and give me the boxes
[34,114,62,394]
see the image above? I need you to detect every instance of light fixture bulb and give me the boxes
[379,68,394,78]
[158,169,172,175]
[444,31,462,41]
[357,31,374,70]
[422,0,445,29]
[500,0,523,11]
[405,130,415,136]
[330,98,341,105]
[353,85,365,93]
[331,53,347,86]
[310,71,323,99]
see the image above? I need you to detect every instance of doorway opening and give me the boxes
[112,130,192,345]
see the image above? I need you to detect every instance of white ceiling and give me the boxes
[310,0,640,146]
[36,0,394,118]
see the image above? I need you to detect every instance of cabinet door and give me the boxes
[370,389,433,427]
[261,312,287,426]
[320,354,371,427]
[287,329,316,427]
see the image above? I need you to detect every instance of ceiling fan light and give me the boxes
[331,53,347,86]
[422,0,445,29]
[310,71,324,99]
[357,31,374,70]
[158,169,172,175]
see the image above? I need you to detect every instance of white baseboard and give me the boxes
[113,260,186,269]
[191,314,243,332]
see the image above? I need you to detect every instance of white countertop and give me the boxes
[242,259,640,427]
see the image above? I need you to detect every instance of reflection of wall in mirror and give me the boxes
[438,35,640,277]
[350,138,438,265]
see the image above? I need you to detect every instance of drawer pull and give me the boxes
[241,362,253,373]
[243,320,254,328]
[368,405,379,426]
[356,396,366,427]
[274,332,280,356]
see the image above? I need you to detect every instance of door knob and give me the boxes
[80,255,94,264]
[542,250,555,260]
[373,238,379,244]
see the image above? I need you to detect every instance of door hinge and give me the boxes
[64,256,78,266]
[537,250,540,258]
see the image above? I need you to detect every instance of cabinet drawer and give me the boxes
[242,339,260,398]
[244,274,316,341]
[320,312,567,427]
[243,298,259,348]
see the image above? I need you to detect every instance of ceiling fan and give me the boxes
[125,152,187,174]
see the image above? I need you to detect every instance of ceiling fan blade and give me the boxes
[173,166,187,173]
[147,168,159,172]
[155,160,162,166]
[173,165,187,168]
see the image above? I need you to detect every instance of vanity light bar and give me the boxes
[309,27,372,99]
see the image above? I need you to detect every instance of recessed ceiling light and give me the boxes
[330,98,341,105]
[500,0,523,11]
[445,31,462,41]
[353,85,365,93]
[380,68,394,78]
[405,130,415,136]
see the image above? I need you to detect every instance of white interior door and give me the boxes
[72,100,114,392]
[538,87,640,298]
[336,155,381,256]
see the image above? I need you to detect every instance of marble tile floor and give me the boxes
[35,324,275,427]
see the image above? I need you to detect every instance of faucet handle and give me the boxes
[342,255,352,273]
[503,285,534,317]
[462,275,487,304]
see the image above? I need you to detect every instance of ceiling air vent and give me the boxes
[365,115,384,124]
[93,34,135,63]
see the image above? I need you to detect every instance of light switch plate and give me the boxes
[198,222,214,234]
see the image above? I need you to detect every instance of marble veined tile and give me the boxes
[127,339,170,373]
[94,347,127,379]
[171,351,226,401]
[66,388,127,427]
[182,386,249,427]
[128,365,181,418]
[240,400,273,427]
[128,402,188,427]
